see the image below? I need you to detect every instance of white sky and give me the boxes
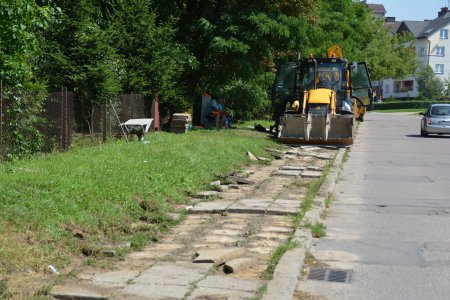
[370,0,450,21]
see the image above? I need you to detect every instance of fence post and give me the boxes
[102,103,107,143]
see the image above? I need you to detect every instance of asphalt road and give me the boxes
[300,112,450,299]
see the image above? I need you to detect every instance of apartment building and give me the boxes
[378,7,450,99]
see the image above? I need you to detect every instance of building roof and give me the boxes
[394,7,450,38]
[398,21,430,37]
[367,4,386,14]
[384,20,402,34]
[417,12,450,38]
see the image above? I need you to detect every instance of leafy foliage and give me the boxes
[0,0,51,85]
[416,65,443,99]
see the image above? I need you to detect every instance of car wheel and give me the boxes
[421,128,428,137]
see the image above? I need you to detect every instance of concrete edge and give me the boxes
[261,147,346,300]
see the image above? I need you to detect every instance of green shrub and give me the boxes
[373,100,450,110]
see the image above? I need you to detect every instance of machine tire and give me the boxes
[358,115,364,122]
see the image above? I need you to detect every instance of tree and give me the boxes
[0,0,51,85]
[306,0,417,81]
[415,65,443,100]
[151,0,318,121]
[109,0,196,109]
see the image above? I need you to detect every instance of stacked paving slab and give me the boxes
[170,113,191,133]
[51,145,338,300]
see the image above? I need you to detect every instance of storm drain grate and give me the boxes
[307,267,352,283]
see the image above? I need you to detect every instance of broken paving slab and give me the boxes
[247,151,259,161]
[280,165,306,171]
[301,170,322,178]
[135,261,211,285]
[193,248,246,264]
[297,152,318,157]
[272,170,302,177]
[196,275,264,292]
[51,282,109,300]
[227,198,273,214]
[190,200,234,214]
[195,191,220,198]
[307,166,323,171]
[227,175,256,185]
[317,153,333,160]
[223,257,259,274]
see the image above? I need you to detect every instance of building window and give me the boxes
[419,47,425,56]
[394,80,414,93]
[440,29,449,39]
[435,64,444,74]
[437,46,445,56]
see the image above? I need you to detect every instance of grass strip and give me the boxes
[0,129,279,279]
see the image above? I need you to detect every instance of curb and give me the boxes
[262,147,346,300]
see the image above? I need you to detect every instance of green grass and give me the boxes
[0,129,277,277]
[234,119,274,130]
[311,222,326,238]
[261,240,298,280]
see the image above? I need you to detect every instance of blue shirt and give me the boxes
[206,99,223,115]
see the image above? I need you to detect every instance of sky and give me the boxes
[370,0,450,21]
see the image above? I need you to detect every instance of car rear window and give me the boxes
[431,106,450,116]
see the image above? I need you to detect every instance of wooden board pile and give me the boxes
[170,113,192,133]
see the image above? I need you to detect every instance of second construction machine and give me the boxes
[271,45,373,145]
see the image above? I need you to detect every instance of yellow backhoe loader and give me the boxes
[271,45,373,145]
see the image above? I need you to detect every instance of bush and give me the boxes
[373,100,450,110]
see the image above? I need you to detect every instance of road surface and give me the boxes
[299,112,450,299]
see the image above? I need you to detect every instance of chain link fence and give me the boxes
[0,80,152,160]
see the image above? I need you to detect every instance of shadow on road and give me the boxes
[406,134,450,139]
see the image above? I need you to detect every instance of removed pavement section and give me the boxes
[52,145,344,300]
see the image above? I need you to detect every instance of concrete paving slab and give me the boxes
[196,275,263,292]
[223,257,259,274]
[227,176,255,185]
[190,201,233,213]
[307,166,323,171]
[79,271,139,285]
[301,170,322,178]
[196,191,220,198]
[298,152,318,157]
[283,155,298,160]
[281,165,306,171]
[135,261,211,285]
[193,248,246,264]
[317,153,333,160]
[266,206,299,215]
[218,185,229,192]
[272,170,302,177]
[227,199,273,213]
[122,283,188,300]
[188,287,255,300]
[51,283,109,300]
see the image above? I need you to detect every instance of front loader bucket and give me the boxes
[278,114,354,145]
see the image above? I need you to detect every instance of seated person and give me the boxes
[205,96,229,128]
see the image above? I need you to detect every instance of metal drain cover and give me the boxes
[307,267,352,283]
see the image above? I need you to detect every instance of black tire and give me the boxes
[358,115,364,122]
[421,128,428,137]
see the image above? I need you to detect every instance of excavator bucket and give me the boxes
[278,113,354,145]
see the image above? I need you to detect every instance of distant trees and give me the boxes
[1,0,420,132]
